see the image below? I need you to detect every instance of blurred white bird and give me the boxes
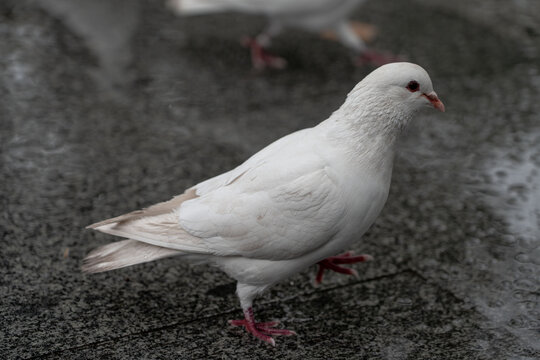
[167,0,399,69]
[84,62,444,345]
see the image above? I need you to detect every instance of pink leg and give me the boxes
[315,251,373,285]
[241,37,287,70]
[356,49,405,67]
[228,307,296,346]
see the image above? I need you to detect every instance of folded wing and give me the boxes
[179,159,345,260]
[88,128,346,261]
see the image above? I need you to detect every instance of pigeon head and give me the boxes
[361,62,445,113]
[333,62,444,137]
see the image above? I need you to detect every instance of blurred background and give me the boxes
[0,0,539,358]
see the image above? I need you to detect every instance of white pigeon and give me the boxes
[167,0,398,69]
[83,62,445,345]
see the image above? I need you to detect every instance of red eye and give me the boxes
[406,80,419,92]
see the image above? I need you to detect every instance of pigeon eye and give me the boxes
[406,80,419,92]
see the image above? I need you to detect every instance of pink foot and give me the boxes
[241,37,287,70]
[229,307,296,346]
[356,49,405,67]
[315,251,373,285]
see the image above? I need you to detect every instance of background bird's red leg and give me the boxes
[241,37,287,70]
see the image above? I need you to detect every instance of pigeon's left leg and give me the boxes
[242,20,287,70]
[315,251,373,285]
[229,283,296,345]
[334,22,401,67]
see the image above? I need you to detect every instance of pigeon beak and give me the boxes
[423,92,445,112]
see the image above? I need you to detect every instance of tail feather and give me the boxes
[82,240,182,273]
[86,188,197,229]
[88,213,210,254]
[84,188,209,273]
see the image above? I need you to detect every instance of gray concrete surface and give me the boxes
[1,0,539,358]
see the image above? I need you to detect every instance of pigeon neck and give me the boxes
[319,91,414,168]
[328,94,412,137]
[338,87,413,134]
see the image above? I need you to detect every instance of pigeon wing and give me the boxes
[178,152,346,261]
[88,128,346,261]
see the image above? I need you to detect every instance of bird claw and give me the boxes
[315,251,373,284]
[229,319,280,328]
[241,37,287,70]
[229,308,295,345]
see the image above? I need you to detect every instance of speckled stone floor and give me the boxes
[1,0,539,359]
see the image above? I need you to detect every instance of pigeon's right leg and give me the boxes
[315,251,373,285]
[229,283,296,345]
[242,20,287,70]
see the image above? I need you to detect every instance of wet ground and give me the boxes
[1,0,539,358]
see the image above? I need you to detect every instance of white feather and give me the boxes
[168,0,363,17]
[168,0,369,52]
[82,240,182,273]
